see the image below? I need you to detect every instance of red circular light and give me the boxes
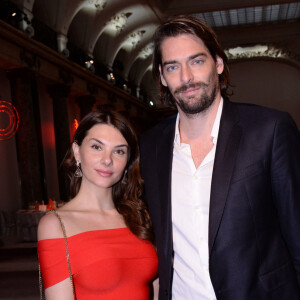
[0,100,19,140]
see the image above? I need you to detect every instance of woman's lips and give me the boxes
[96,169,113,177]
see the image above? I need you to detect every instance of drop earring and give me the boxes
[74,161,83,177]
[121,170,128,184]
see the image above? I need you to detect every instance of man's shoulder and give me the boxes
[140,114,177,140]
[229,100,291,123]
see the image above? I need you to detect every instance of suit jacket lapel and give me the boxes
[209,99,242,255]
[156,116,176,258]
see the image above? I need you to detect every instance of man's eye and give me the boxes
[166,65,177,72]
[193,59,203,65]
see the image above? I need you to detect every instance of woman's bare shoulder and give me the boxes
[37,211,64,241]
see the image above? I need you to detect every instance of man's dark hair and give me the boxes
[152,15,231,106]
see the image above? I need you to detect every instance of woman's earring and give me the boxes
[74,161,83,178]
[121,170,128,184]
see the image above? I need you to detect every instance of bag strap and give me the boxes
[39,210,76,299]
[39,264,44,300]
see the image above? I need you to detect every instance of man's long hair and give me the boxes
[152,15,231,107]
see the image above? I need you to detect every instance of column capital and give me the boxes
[75,94,96,119]
[47,84,70,100]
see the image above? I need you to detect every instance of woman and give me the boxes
[38,110,158,299]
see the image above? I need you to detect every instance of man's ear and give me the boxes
[72,142,80,163]
[159,65,168,87]
[216,56,224,75]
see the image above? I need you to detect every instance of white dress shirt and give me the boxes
[171,99,223,300]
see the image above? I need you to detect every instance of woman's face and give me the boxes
[73,124,128,190]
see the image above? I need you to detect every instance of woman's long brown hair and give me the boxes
[62,109,154,244]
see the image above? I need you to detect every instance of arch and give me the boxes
[123,40,154,79]
[94,8,157,69]
[106,24,155,71]
[32,0,84,34]
[84,0,143,54]
[128,56,153,87]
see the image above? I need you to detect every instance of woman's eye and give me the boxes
[91,144,101,150]
[115,149,126,155]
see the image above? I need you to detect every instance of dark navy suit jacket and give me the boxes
[140,99,300,300]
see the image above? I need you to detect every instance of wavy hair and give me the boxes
[62,110,154,243]
[152,15,231,107]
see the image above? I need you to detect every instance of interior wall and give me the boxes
[229,59,300,129]
[0,70,21,211]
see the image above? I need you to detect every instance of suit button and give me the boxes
[164,289,168,296]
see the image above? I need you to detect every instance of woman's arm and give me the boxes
[38,213,74,299]
[44,278,74,300]
[152,277,159,300]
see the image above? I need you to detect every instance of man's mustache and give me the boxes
[174,82,208,94]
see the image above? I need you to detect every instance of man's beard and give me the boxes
[172,72,219,115]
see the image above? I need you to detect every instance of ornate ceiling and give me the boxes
[2,0,300,107]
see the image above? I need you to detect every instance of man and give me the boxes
[139,15,300,300]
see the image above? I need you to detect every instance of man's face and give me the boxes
[159,34,224,115]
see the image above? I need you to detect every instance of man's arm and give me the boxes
[271,113,300,283]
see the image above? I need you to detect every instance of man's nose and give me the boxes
[181,65,193,84]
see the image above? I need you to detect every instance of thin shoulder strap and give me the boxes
[52,210,76,299]
[39,210,76,300]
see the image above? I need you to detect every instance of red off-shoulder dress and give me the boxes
[38,228,158,299]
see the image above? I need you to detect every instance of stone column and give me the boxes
[8,68,46,208]
[47,84,70,202]
[75,95,96,120]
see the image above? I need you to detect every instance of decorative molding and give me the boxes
[127,30,146,49]
[57,34,69,57]
[106,12,132,34]
[225,45,300,67]
[47,84,70,100]
[0,20,152,111]
[75,95,96,119]
[58,69,74,85]
[87,82,98,95]
[19,49,40,70]
[107,92,117,104]
[87,0,107,10]
[139,43,154,59]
